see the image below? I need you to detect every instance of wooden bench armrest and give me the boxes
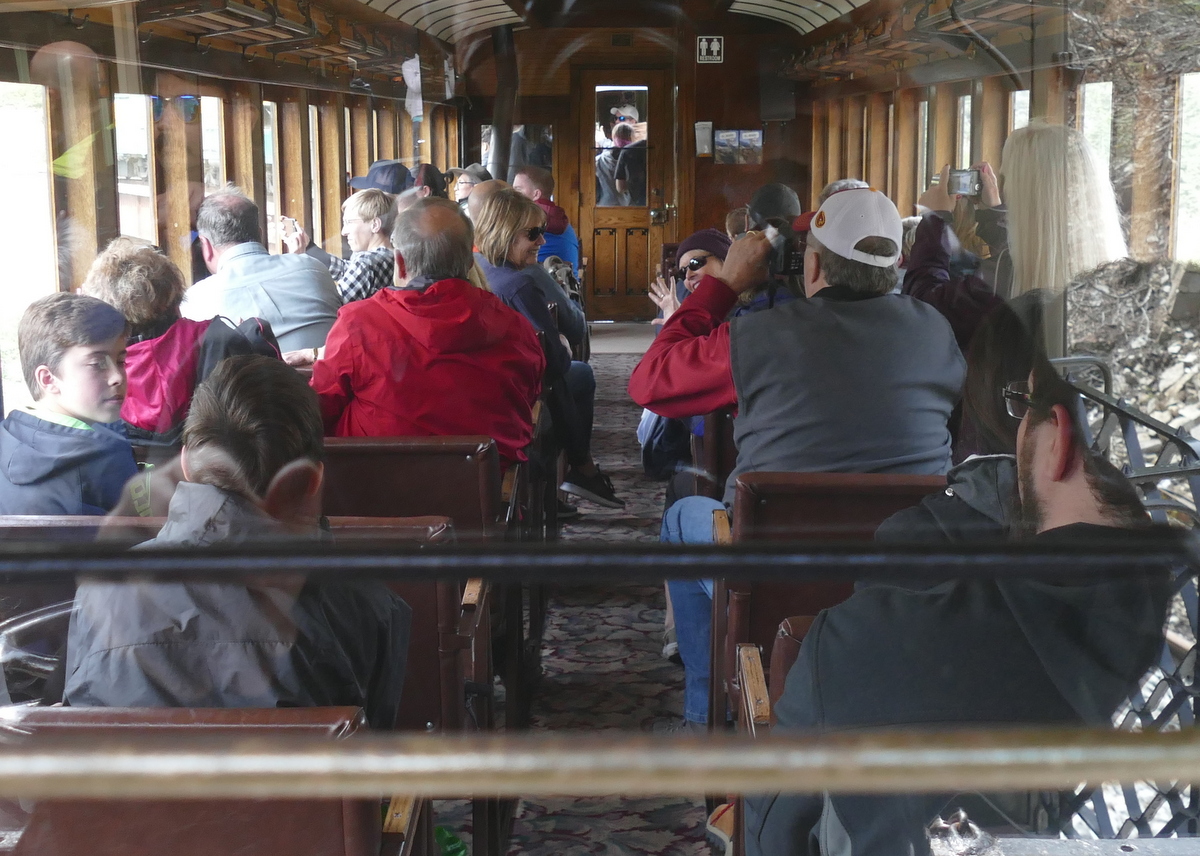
[382,794,430,856]
[737,643,771,738]
[713,508,732,545]
[462,578,484,609]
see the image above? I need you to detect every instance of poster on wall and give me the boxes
[714,130,739,164]
[738,130,763,164]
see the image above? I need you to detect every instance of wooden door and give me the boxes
[578,69,674,321]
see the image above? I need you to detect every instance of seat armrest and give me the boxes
[382,794,429,856]
[713,508,732,545]
[737,643,770,738]
[462,578,484,609]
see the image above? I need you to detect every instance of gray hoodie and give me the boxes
[64,482,411,730]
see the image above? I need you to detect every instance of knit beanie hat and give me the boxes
[676,228,732,263]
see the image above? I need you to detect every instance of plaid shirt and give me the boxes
[329,246,394,304]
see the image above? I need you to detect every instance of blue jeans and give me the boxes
[661,496,722,724]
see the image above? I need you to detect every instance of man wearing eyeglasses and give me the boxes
[630,188,966,734]
[745,357,1173,855]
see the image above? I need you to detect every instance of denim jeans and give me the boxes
[564,361,595,454]
[661,495,723,724]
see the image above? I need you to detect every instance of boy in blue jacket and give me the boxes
[0,292,136,515]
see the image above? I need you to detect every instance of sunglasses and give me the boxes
[150,95,201,124]
[1003,381,1033,420]
[522,226,546,241]
[674,253,713,278]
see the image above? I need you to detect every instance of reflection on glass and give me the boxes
[0,81,55,415]
[594,86,647,207]
[480,124,553,181]
[113,93,156,243]
[1175,74,1200,263]
[957,93,972,169]
[262,101,280,253]
[200,95,224,193]
[1011,90,1030,131]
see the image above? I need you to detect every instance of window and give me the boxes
[309,104,322,245]
[113,93,157,243]
[956,93,972,168]
[1173,73,1200,262]
[200,95,224,193]
[1010,90,1030,131]
[916,98,930,195]
[262,101,280,253]
[0,81,56,414]
[1079,80,1113,181]
[344,106,352,176]
[593,85,647,206]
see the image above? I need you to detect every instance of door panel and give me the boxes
[579,68,674,321]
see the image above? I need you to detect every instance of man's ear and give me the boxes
[370,217,383,235]
[199,235,216,263]
[262,459,324,526]
[1045,403,1078,483]
[416,186,431,199]
[33,365,58,397]
[803,249,822,296]
[393,249,408,284]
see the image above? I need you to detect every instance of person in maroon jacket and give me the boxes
[82,237,279,449]
[310,196,545,471]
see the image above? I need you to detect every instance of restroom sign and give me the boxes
[697,36,724,63]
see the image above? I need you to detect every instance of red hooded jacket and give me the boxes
[535,198,569,235]
[311,279,546,468]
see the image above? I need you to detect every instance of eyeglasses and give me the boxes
[522,226,546,241]
[1003,381,1034,420]
[149,95,200,124]
[674,253,713,278]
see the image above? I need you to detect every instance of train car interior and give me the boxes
[1,0,1200,852]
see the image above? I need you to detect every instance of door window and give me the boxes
[594,86,648,207]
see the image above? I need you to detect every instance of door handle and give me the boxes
[649,206,672,225]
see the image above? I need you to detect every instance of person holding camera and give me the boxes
[628,187,966,733]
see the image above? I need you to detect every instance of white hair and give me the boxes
[1000,121,1126,297]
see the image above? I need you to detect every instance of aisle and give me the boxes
[505,351,707,855]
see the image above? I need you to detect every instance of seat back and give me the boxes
[4,706,380,856]
[323,437,503,542]
[712,472,945,726]
[697,407,737,500]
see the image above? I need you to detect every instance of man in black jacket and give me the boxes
[744,358,1174,855]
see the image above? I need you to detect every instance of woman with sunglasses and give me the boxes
[649,229,730,326]
[475,189,623,509]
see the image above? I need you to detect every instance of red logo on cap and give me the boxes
[814,211,826,228]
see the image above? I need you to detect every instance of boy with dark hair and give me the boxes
[0,292,137,515]
[65,355,411,730]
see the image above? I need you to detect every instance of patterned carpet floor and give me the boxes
[436,351,709,855]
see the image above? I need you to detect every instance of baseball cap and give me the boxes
[348,159,409,194]
[610,104,639,123]
[809,188,902,267]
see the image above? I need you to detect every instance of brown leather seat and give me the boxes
[710,472,946,726]
[2,706,412,856]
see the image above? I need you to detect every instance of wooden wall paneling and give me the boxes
[893,89,919,216]
[278,92,313,238]
[845,96,865,180]
[399,108,415,166]
[1031,66,1066,124]
[317,93,347,257]
[825,98,844,186]
[976,77,1006,168]
[866,92,889,191]
[418,104,433,165]
[225,82,267,246]
[349,96,371,178]
[154,72,204,285]
[48,53,119,290]
[933,85,956,176]
[430,106,447,169]
[674,22,697,243]
[446,106,460,168]
[811,101,828,208]
[377,104,398,161]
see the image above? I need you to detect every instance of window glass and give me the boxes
[309,103,322,245]
[0,81,55,414]
[957,93,972,168]
[262,100,280,253]
[1174,73,1200,262]
[480,124,553,183]
[594,86,647,207]
[917,98,930,195]
[1011,90,1030,131]
[113,93,156,243]
[200,95,224,193]
[1080,81,1113,182]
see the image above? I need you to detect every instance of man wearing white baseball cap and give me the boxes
[629,186,965,734]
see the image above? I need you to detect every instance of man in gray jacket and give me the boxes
[65,356,410,730]
[182,185,341,352]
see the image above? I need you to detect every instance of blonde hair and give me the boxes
[1000,121,1126,297]
[344,188,396,237]
[466,260,492,292]
[474,188,545,268]
[82,236,186,332]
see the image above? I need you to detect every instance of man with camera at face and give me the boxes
[628,187,966,732]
